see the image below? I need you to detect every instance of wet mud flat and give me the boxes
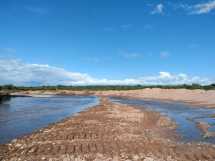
[1,98,215,161]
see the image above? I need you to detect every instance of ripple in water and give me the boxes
[0,95,99,145]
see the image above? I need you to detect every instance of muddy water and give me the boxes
[0,95,99,145]
[109,97,215,144]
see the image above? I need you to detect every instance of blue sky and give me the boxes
[0,0,215,86]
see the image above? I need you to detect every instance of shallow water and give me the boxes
[109,97,215,144]
[0,95,99,145]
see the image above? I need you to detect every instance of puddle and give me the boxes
[109,97,215,144]
[0,95,99,145]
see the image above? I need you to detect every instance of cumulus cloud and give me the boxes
[161,52,169,57]
[170,1,215,14]
[0,55,213,86]
[150,4,164,14]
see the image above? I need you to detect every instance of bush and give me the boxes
[0,92,11,104]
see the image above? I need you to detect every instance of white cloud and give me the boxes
[161,52,169,57]
[150,4,164,14]
[122,24,132,29]
[119,50,138,58]
[0,55,213,86]
[189,0,215,14]
[159,72,170,77]
[168,2,188,10]
[4,47,15,54]
[170,1,215,14]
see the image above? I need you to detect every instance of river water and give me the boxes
[109,97,215,144]
[0,95,99,145]
[1,95,215,145]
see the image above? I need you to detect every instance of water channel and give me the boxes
[0,95,99,145]
[109,97,215,144]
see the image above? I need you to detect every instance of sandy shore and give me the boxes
[57,88,215,108]
[1,98,215,160]
[12,88,215,108]
[10,91,55,98]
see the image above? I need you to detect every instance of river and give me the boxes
[0,95,99,145]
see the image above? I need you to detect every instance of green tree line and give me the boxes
[0,83,215,91]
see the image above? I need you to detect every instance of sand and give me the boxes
[57,88,215,108]
[10,91,55,98]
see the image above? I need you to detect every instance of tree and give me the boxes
[210,83,215,87]
[0,92,11,104]
[191,83,202,89]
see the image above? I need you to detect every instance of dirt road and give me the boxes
[0,98,215,160]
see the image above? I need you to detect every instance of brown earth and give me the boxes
[1,98,215,161]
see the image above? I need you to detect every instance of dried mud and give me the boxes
[1,98,215,161]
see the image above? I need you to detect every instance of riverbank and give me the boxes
[58,88,215,108]
[1,98,215,160]
[11,88,215,108]
[10,91,55,98]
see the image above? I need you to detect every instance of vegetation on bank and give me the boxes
[0,83,215,92]
[0,92,11,104]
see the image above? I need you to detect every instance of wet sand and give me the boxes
[1,98,215,161]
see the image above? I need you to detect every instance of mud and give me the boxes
[1,98,215,161]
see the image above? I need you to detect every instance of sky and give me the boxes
[0,0,215,86]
